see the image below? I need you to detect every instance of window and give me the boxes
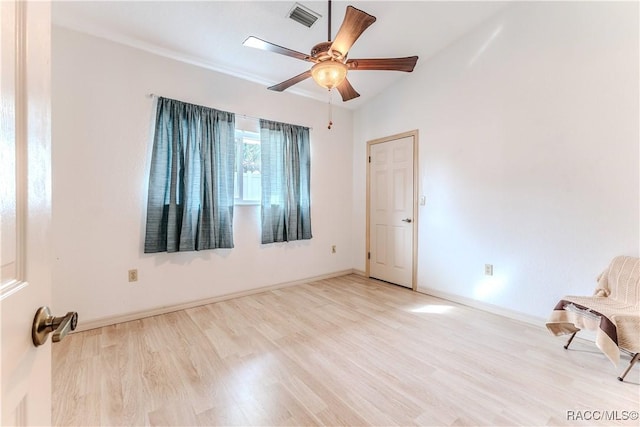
[234,127,261,204]
[145,99,310,252]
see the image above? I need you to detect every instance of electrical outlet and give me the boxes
[331,245,336,254]
[484,264,493,276]
[128,269,138,282]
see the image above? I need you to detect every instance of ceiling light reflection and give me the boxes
[410,305,454,314]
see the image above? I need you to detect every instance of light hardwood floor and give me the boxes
[52,275,639,426]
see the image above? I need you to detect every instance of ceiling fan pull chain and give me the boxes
[328,89,333,130]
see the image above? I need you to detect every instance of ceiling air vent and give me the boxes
[288,3,321,28]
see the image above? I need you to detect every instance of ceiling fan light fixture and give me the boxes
[310,60,347,90]
[244,3,417,102]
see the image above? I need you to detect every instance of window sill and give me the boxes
[234,200,260,206]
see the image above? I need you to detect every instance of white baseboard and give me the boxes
[354,273,547,329]
[419,287,603,347]
[75,271,596,346]
[416,286,547,328]
[415,287,598,344]
[75,269,357,332]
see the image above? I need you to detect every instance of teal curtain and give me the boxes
[260,119,312,244]
[145,97,235,252]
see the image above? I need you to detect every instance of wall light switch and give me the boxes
[484,264,493,276]
[419,195,426,206]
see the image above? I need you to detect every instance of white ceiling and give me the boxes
[52,1,509,109]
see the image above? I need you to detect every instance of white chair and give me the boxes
[546,256,640,381]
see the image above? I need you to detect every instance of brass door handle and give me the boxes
[32,306,78,347]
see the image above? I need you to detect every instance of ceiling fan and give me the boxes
[243,1,419,102]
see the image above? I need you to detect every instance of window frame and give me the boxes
[233,127,261,206]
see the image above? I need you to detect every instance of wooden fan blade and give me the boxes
[268,70,312,92]
[336,78,360,102]
[243,36,313,62]
[347,56,419,72]
[330,6,376,58]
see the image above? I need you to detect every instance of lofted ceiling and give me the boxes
[52,1,509,109]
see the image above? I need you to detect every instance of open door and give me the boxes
[1,1,53,425]
[366,130,418,290]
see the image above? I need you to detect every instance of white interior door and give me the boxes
[368,133,416,289]
[1,1,53,425]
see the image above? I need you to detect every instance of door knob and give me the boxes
[32,306,78,347]
[401,218,412,223]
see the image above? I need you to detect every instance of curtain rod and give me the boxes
[147,93,313,131]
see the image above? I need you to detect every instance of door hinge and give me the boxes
[368,156,371,163]
[367,252,370,260]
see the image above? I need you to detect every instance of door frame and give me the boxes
[365,130,419,291]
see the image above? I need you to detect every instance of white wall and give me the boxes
[352,2,639,319]
[54,2,639,327]
[52,27,354,324]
